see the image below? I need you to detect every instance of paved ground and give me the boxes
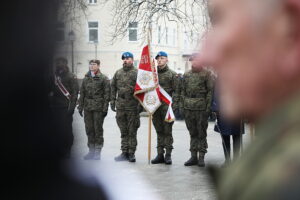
[70,110,250,200]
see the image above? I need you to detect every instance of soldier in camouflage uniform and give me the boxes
[77,60,110,160]
[151,51,179,165]
[111,52,141,163]
[181,54,214,167]
[49,57,79,158]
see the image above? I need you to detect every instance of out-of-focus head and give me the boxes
[122,52,134,66]
[89,59,100,72]
[200,0,300,120]
[55,57,68,71]
[189,53,203,72]
[156,51,168,68]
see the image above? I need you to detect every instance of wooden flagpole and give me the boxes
[147,10,153,165]
[148,114,152,164]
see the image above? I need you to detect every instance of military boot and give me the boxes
[198,155,205,167]
[184,157,198,166]
[128,153,136,162]
[164,154,172,165]
[114,152,129,161]
[151,154,165,164]
[94,149,101,160]
[83,149,94,160]
[184,152,198,166]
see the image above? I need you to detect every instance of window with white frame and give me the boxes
[172,28,176,46]
[88,21,99,42]
[88,0,97,4]
[165,27,169,45]
[128,22,138,42]
[168,27,176,46]
[55,22,65,42]
[157,26,161,44]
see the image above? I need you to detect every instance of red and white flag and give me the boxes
[134,45,175,122]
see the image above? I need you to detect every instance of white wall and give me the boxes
[55,1,207,79]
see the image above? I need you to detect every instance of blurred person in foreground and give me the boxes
[197,0,300,199]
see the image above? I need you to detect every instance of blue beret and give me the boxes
[121,52,134,60]
[155,51,168,59]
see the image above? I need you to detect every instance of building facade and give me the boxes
[55,1,207,79]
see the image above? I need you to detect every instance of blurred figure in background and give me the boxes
[49,57,79,158]
[212,82,244,167]
[199,0,300,199]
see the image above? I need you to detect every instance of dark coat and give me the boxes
[212,88,244,136]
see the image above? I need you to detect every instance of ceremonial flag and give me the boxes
[134,45,175,122]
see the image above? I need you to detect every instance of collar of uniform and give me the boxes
[158,65,169,73]
[86,70,101,78]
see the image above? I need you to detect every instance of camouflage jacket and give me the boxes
[110,65,139,111]
[157,65,179,109]
[181,69,214,111]
[214,93,300,200]
[78,71,110,112]
[49,70,79,110]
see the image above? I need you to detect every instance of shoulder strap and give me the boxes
[55,75,70,100]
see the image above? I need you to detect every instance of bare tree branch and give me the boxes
[99,0,210,44]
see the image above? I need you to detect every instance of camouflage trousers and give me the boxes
[116,110,140,154]
[84,110,105,151]
[152,104,174,154]
[184,110,208,157]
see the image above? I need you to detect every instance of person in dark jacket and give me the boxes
[49,57,79,158]
[212,86,244,166]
